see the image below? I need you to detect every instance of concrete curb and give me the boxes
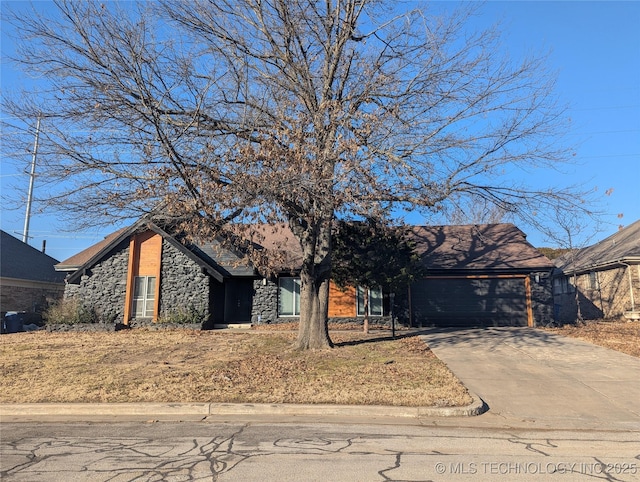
[0,393,486,421]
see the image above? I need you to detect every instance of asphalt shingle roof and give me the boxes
[555,219,640,273]
[54,228,129,271]
[1,230,66,283]
[409,224,554,272]
[56,221,553,277]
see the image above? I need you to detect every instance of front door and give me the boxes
[223,279,254,323]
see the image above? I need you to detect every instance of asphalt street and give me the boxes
[2,421,639,481]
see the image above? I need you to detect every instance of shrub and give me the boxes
[44,298,96,325]
[158,306,207,325]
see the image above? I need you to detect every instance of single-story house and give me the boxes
[553,219,640,322]
[55,219,554,328]
[1,230,66,314]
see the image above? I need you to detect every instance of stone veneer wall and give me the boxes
[159,241,210,321]
[251,279,278,323]
[328,316,394,326]
[64,238,211,324]
[66,239,130,323]
[529,272,554,327]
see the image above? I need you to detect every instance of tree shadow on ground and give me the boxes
[333,329,433,347]
[418,326,574,352]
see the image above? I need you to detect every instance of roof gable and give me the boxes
[1,230,66,283]
[56,220,234,282]
[555,219,640,272]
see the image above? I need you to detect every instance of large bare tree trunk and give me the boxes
[295,269,333,349]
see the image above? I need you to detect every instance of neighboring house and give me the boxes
[0,230,66,314]
[553,220,640,322]
[55,218,554,328]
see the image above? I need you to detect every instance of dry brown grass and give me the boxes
[543,320,640,358]
[0,328,471,407]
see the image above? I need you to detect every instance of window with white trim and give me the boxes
[357,286,383,316]
[278,277,301,316]
[132,276,156,318]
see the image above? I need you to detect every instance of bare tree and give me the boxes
[541,205,607,324]
[3,0,595,349]
[445,197,509,225]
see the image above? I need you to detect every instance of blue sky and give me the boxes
[1,1,639,261]
[476,1,640,241]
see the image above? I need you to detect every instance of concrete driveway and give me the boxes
[420,327,640,430]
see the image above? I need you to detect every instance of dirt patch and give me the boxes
[543,320,640,358]
[0,328,471,407]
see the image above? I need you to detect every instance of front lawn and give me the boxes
[543,320,640,357]
[0,328,472,407]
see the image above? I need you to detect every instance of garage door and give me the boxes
[410,277,529,327]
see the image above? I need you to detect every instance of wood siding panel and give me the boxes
[124,231,163,323]
[328,282,356,317]
[123,237,136,323]
[525,275,533,327]
[136,231,162,276]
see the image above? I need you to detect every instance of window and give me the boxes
[132,276,156,318]
[559,276,575,294]
[357,286,383,316]
[567,276,576,293]
[279,277,300,316]
[554,276,576,295]
[588,271,599,290]
[553,278,563,295]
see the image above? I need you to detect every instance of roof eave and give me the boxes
[560,256,640,275]
[54,264,83,272]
